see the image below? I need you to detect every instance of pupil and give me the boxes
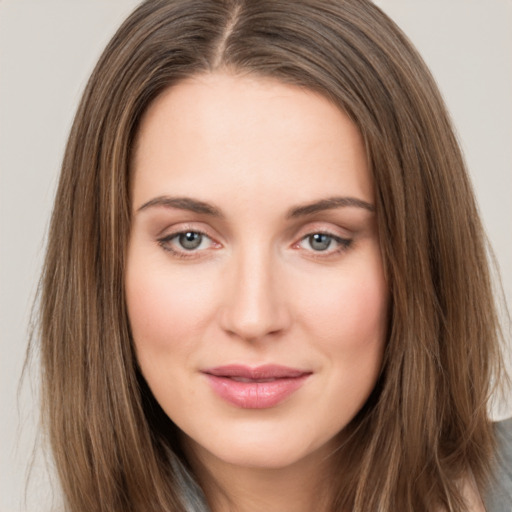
[309,233,331,251]
[179,232,202,250]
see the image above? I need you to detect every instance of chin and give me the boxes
[183,421,340,472]
[221,445,309,469]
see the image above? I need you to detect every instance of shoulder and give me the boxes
[484,417,512,512]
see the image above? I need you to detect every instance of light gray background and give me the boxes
[1,1,511,511]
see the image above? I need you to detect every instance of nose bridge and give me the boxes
[220,243,289,341]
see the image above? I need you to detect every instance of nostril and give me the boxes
[220,304,290,342]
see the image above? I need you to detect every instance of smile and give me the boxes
[202,364,312,409]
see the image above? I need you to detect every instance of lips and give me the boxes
[202,364,312,409]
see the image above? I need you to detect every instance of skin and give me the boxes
[125,72,389,512]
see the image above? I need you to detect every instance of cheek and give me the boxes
[315,262,388,413]
[125,254,215,358]
[299,255,388,353]
[125,255,220,413]
[337,277,388,345]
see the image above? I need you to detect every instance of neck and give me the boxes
[184,441,336,512]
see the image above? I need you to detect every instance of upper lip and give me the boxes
[202,364,311,379]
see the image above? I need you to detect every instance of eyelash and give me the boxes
[157,229,216,259]
[295,232,353,257]
[157,229,353,259]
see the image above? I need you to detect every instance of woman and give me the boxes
[36,0,510,510]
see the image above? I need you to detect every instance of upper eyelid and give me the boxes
[293,221,352,239]
[152,213,353,234]
[159,229,216,245]
[296,232,351,248]
[160,228,211,239]
[157,222,217,240]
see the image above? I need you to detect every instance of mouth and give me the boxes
[202,364,312,409]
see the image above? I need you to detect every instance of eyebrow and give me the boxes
[286,196,375,218]
[136,195,374,217]
[137,196,223,217]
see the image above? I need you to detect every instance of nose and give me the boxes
[219,247,291,342]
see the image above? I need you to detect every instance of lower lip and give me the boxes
[204,374,310,409]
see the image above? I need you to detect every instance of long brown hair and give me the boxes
[36,0,506,510]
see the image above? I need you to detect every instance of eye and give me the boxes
[298,232,352,253]
[177,231,204,250]
[157,230,217,256]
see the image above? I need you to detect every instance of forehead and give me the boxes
[131,72,373,210]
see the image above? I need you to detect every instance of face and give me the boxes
[126,72,388,472]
